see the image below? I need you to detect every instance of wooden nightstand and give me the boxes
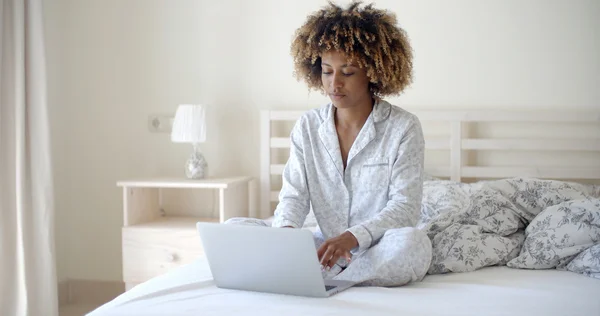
[117,177,256,290]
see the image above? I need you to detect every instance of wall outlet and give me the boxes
[148,114,174,133]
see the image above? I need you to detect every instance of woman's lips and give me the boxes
[331,94,345,101]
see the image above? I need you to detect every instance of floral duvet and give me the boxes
[418,177,600,279]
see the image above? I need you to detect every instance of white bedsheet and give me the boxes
[88,258,600,316]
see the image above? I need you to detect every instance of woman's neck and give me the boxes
[334,98,375,130]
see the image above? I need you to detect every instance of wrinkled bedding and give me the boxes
[418,178,600,279]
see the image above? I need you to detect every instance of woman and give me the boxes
[229,1,432,287]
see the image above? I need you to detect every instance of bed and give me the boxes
[88,108,600,316]
[87,257,600,316]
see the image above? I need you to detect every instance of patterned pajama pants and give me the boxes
[224,217,432,287]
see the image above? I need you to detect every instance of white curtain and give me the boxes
[0,0,58,315]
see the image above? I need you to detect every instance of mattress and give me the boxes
[87,257,600,316]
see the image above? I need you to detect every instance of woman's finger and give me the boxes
[320,245,335,269]
[317,242,327,261]
[344,250,352,263]
[327,249,343,269]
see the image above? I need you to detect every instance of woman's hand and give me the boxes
[317,232,358,270]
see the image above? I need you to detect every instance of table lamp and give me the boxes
[171,104,208,179]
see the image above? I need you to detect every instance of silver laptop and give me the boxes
[196,222,357,297]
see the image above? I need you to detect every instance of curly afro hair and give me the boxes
[291,1,414,97]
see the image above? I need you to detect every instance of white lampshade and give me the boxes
[171,104,206,143]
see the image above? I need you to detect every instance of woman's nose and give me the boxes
[331,74,343,89]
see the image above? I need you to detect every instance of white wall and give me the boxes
[45,0,600,282]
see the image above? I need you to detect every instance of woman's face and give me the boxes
[321,50,371,109]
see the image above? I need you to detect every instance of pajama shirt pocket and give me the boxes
[359,157,389,191]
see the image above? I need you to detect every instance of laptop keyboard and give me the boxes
[325,285,336,291]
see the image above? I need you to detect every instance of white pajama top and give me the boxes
[272,100,425,254]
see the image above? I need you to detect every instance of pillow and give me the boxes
[418,180,471,233]
[507,198,600,269]
[564,243,600,279]
[591,185,600,199]
[423,172,441,182]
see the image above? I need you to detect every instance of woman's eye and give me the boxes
[321,71,354,76]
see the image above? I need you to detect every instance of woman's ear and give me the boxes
[368,83,377,97]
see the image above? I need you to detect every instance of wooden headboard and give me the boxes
[259,109,600,219]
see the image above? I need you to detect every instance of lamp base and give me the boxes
[185,149,207,179]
